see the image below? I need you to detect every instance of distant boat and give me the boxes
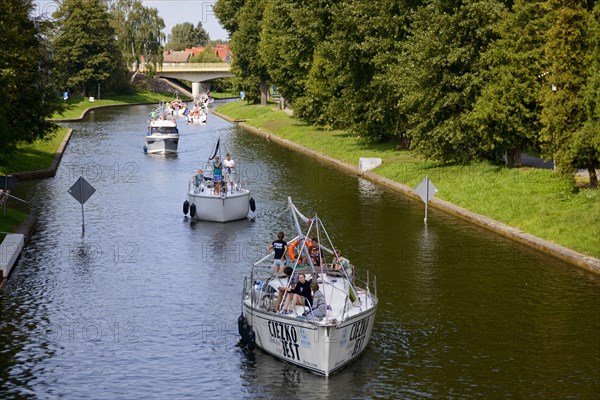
[182,138,253,222]
[237,197,378,376]
[186,95,208,124]
[144,104,179,154]
[166,98,188,116]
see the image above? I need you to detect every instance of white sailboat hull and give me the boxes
[243,301,377,376]
[187,189,250,222]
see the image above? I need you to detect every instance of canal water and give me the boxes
[1,104,598,399]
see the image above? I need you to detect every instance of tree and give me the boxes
[216,0,270,104]
[399,0,507,163]
[468,0,547,167]
[0,0,64,151]
[213,0,246,33]
[538,0,591,174]
[562,3,600,188]
[110,0,165,78]
[260,0,337,105]
[52,0,125,97]
[166,22,209,50]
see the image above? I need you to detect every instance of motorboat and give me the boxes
[182,139,254,222]
[237,197,378,376]
[144,105,179,154]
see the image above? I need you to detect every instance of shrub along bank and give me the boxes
[216,101,600,259]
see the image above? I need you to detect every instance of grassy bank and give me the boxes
[0,208,28,242]
[0,127,69,175]
[216,101,600,259]
[56,91,178,120]
[0,92,171,175]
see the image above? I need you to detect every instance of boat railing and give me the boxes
[352,270,378,302]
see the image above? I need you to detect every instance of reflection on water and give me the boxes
[0,104,598,399]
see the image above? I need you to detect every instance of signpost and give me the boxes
[415,175,438,224]
[68,176,96,234]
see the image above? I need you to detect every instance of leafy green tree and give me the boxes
[299,0,419,139]
[260,0,338,105]
[468,0,547,167]
[399,0,507,163]
[217,0,270,104]
[52,0,125,97]
[538,0,591,173]
[213,0,246,33]
[110,0,165,78]
[166,22,209,50]
[562,3,600,187]
[0,0,64,151]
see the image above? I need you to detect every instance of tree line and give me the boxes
[214,0,599,187]
[0,0,212,152]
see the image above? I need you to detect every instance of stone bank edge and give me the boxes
[213,109,600,275]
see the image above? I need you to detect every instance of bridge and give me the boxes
[139,63,235,97]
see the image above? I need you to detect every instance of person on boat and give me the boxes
[212,155,223,194]
[304,281,326,320]
[283,273,312,314]
[273,266,295,312]
[333,249,353,279]
[267,231,287,274]
[311,237,325,262]
[309,247,321,267]
[193,169,205,187]
[223,153,236,193]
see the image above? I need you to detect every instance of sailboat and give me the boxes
[182,138,254,222]
[238,197,378,376]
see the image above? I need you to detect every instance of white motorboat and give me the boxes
[182,139,254,222]
[238,197,378,376]
[144,106,179,154]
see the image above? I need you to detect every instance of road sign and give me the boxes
[415,176,438,204]
[415,176,438,224]
[68,176,96,205]
[68,176,96,234]
[0,175,18,190]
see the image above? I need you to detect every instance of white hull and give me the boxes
[187,189,250,222]
[243,297,377,376]
[145,134,179,154]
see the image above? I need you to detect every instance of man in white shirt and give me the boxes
[223,153,236,193]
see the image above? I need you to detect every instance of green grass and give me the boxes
[0,127,69,175]
[55,91,182,120]
[211,91,239,99]
[0,208,28,241]
[216,101,600,259]
[0,91,175,175]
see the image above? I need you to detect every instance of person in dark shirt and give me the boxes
[283,273,312,314]
[267,231,287,274]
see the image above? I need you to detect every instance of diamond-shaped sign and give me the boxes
[415,176,438,203]
[68,176,96,205]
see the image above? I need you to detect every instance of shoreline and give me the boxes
[213,109,600,275]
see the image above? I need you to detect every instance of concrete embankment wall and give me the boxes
[213,109,600,275]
